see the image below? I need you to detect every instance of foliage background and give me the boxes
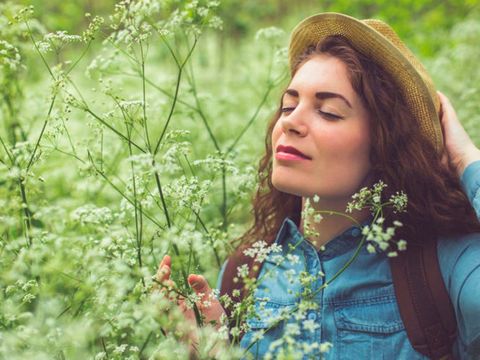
[1,0,480,358]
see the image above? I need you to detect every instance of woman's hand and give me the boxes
[154,255,227,357]
[437,91,480,177]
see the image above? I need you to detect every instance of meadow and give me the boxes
[1,1,480,358]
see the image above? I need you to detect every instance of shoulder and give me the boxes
[437,233,480,282]
[437,232,480,291]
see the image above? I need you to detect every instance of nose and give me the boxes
[281,107,308,137]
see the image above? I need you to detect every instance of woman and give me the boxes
[156,13,480,359]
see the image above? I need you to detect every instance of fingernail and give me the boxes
[189,275,203,289]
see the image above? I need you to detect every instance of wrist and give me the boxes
[459,144,480,177]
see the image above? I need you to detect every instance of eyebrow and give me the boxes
[283,88,352,109]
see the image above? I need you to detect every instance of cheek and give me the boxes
[312,125,371,183]
[314,124,370,155]
[271,121,282,145]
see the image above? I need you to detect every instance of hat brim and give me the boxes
[288,12,443,154]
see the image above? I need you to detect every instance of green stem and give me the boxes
[226,85,273,155]
[313,209,361,227]
[84,107,145,153]
[65,40,92,76]
[153,67,182,155]
[153,169,171,228]
[221,161,227,230]
[153,37,198,155]
[139,40,152,152]
[185,56,221,152]
[25,21,54,78]
[18,178,32,247]
[193,211,221,269]
[26,93,57,172]
[0,135,13,163]
[126,119,145,287]
[86,151,164,229]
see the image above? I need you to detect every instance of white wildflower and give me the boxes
[255,26,285,42]
[302,319,319,333]
[319,342,333,353]
[397,239,407,251]
[367,243,376,253]
[286,254,300,264]
[236,264,249,278]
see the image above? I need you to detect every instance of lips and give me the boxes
[276,145,311,160]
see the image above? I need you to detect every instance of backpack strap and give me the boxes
[390,235,457,359]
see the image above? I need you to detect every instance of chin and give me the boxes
[271,177,307,197]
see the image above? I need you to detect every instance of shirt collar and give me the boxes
[274,214,374,260]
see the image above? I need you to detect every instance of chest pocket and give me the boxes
[333,294,426,360]
[240,301,296,359]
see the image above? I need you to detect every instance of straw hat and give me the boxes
[288,12,444,154]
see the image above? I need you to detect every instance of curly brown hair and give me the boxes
[235,35,480,250]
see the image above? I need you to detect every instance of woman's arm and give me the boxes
[437,91,480,219]
[437,91,480,178]
[438,234,480,359]
[437,91,480,359]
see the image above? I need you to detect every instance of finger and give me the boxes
[156,256,172,283]
[188,274,213,304]
[437,91,458,127]
[157,255,171,274]
[440,150,450,168]
[161,254,171,268]
[155,265,171,285]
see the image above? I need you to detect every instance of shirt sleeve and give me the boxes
[438,233,480,360]
[438,160,480,358]
[461,160,480,220]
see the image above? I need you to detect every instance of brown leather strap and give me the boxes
[390,235,457,359]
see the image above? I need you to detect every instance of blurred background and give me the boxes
[1,1,480,358]
[16,0,480,56]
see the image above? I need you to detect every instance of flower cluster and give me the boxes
[192,154,239,176]
[12,5,34,23]
[82,15,104,42]
[40,31,82,53]
[363,218,406,257]
[300,194,323,241]
[346,180,408,214]
[163,175,212,213]
[165,0,223,36]
[0,40,22,73]
[243,240,282,263]
[71,204,114,226]
[254,26,285,43]
[108,0,161,46]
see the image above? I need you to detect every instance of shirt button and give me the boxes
[307,311,317,320]
[351,228,360,237]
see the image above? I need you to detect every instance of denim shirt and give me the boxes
[217,160,480,360]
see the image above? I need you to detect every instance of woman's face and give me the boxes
[271,54,372,201]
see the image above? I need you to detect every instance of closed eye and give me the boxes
[318,110,343,120]
[281,107,295,113]
[280,107,343,120]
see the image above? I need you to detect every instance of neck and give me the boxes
[299,196,371,251]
